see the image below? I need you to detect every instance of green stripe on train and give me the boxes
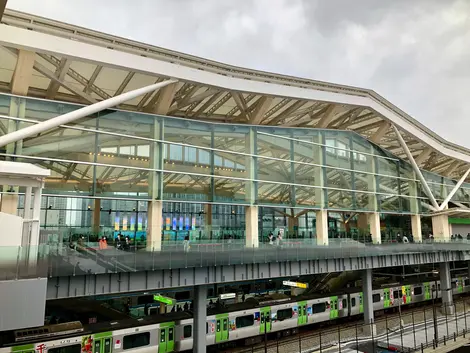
[94,331,113,339]
[159,322,175,328]
[12,344,34,352]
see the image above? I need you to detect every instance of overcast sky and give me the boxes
[6,0,470,147]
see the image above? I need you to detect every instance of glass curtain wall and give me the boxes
[1,93,470,241]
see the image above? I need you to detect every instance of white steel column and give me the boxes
[411,214,422,242]
[432,214,450,241]
[147,201,163,251]
[439,167,470,211]
[368,213,381,244]
[392,126,439,210]
[0,79,177,148]
[315,209,328,245]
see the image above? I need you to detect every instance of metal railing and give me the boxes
[235,298,470,353]
[0,238,470,280]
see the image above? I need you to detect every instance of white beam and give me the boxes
[439,167,470,211]
[11,49,35,95]
[393,125,440,210]
[0,79,177,148]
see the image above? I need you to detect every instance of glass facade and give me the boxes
[1,93,469,236]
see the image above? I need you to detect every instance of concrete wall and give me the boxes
[0,278,47,330]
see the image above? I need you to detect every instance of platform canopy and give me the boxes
[0,9,469,183]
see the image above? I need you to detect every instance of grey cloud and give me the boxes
[6,0,470,148]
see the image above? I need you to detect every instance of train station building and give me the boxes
[0,10,470,249]
[1,6,470,353]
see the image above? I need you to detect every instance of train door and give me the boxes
[94,333,113,353]
[215,314,229,343]
[260,307,272,334]
[330,296,338,319]
[297,301,307,325]
[405,286,412,303]
[424,283,431,300]
[359,293,364,313]
[159,323,175,353]
[458,278,464,293]
[383,288,390,308]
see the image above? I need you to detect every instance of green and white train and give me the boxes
[1,276,469,353]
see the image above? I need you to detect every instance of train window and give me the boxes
[393,291,399,299]
[465,279,470,286]
[123,332,150,350]
[206,322,209,334]
[342,299,347,309]
[168,328,174,341]
[313,303,326,313]
[372,294,381,303]
[48,344,81,353]
[277,309,293,320]
[236,315,254,328]
[184,325,192,338]
[351,298,356,307]
[414,287,422,295]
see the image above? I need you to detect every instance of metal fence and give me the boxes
[1,239,470,279]
[231,298,470,353]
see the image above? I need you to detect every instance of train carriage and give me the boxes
[1,275,469,353]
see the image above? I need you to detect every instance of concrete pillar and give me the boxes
[147,200,163,251]
[440,262,454,314]
[92,199,101,234]
[316,209,328,245]
[245,206,259,248]
[411,214,422,242]
[368,213,381,244]
[0,194,19,215]
[357,214,368,232]
[362,268,376,335]
[432,214,450,242]
[193,285,207,353]
[287,214,298,236]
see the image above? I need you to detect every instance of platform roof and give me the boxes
[0,9,468,184]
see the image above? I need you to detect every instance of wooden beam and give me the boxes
[0,0,6,21]
[11,50,35,95]
[147,81,178,115]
